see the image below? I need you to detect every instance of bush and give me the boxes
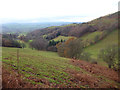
[47,46,57,52]
[91,61,98,64]
[56,42,65,57]
[80,52,92,61]
[98,44,119,69]
[21,43,26,48]
[94,35,100,43]
[56,38,84,59]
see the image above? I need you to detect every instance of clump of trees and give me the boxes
[98,44,119,70]
[30,38,65,52]
[2,34,26,48]
[46,31,61,40]
[30,38,48,50]
[2,38,25,48]
[47,39,65,52]
[56,38,93,61]
[49,40,61,46]
[2,34,19,40]
[56,38,84,59]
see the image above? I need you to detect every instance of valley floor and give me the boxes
[2,47,120,88]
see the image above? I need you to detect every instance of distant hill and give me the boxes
[28,12,118,40]
[2,22,73,34]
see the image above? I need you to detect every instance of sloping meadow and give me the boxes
[2,47,120,88]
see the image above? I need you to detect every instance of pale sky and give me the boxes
[0,0,119,23]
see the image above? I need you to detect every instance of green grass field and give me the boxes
[2,47,119,88]
[2,47,84,87]
[84,30,118,65]
[80,31,102,41]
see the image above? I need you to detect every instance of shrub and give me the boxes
[56,42,65,57]
[98,44,119,69]
[47,46,57,52]
[94,35,100,43]
[91,61,98,64]
[80,52,92,62]
[21,43,26,48]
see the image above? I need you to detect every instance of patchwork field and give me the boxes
[2,47,120,88]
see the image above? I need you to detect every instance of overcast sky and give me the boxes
[0,0,119,23]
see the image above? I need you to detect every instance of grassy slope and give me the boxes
[80,31,102,41]
[2,47,83,87]
[2,47,119,88]
[84,30,118,65]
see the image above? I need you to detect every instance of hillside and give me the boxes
[19,12,119,66]
[26,12,118,40]
[23,12,118,66]
[2,47,120,88]
[80,31,103,41]
[84,30,118,59]
[79,29,118,66]
[2,11,119,88]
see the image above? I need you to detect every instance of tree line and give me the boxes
[2,34,26,48]
[29,38,65,52]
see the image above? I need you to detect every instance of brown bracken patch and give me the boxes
[2,65,44,88]
[65,68,117,88]
[70,59,119,82]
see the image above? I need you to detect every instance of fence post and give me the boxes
[17,49,19,74]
